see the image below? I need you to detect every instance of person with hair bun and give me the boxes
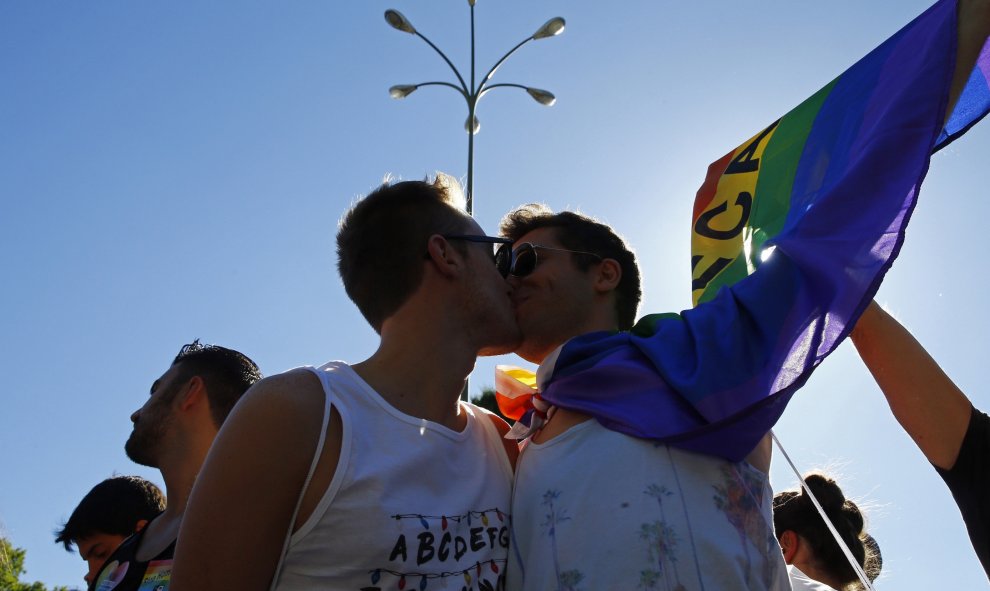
[773,473,881,591]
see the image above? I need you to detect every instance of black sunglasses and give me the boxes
[441,234,515,277]
[509,242,602,277]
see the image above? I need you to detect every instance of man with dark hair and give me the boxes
[499,204,642,360]
[173,174,519,590]
[55,475,165,586]
[497,1,989,587]
[88,341,261,591]
[499,206,788,590]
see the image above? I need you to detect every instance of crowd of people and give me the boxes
[51,0,989,589]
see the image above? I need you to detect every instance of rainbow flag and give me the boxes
[526,0,990,461]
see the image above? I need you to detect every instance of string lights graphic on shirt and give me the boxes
[366,508,509,590]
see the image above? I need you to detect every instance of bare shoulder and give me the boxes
[214,368,329,441]
[194,366,330,490]
[173,367,332,590]
[210,367,333,471]
[488,412,520,470]
[468,404,520,470]
[235,367,325,413]
[485,412,512,438]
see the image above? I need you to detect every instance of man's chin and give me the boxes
[124,437,156,469]
[478,332,523,357]
[511,339,554,366]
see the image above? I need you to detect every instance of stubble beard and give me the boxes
[477,299,523,356]
[513,313,566,366]
[478,329,523,357]
[124,419,166,468]
[465,264,522,357]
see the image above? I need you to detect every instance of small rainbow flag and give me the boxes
[530,0,989,461]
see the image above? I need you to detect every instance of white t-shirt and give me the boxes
[508,418,790,591]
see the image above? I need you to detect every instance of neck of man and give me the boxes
[528,315,620,367]
[136,435,213,560]
[353,315,479,431]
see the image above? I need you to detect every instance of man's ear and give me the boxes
[177,375,207,412]
[134,519,150,533]
[424,234,460,278]
[593,258,622,293]
[778,530,799,564]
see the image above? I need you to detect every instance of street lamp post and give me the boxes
[385,2,564,402]
[385,3,564,215]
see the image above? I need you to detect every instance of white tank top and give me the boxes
[508,419,790,591]
[271,361,514,591]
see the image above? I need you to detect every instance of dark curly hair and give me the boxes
[773,473,881,588]
[54,475,165,551]
[499,204,641,330]
[171,340,262,428]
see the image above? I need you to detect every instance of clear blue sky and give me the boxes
[1,1,987,588]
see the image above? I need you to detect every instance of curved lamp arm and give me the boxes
[414,32,471,96]
[390,81,470,102]
[477,36,533,94]
[385,9,470,95]
[479,83,556,106]
[476,17,564,95]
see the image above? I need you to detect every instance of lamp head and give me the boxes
[384,9,417,34]
[465,115,480,135]
[389,84,418,99]
[532,17,565,40]
[525,87,556,106]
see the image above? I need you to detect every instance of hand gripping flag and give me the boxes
[522,0,990,461]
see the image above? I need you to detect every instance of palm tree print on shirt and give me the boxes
[638,484,687,591]
[540,489,584,591]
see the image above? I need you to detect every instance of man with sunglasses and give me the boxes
[172,175,520,591]
[498,205,790,591]
[497,2,990,587]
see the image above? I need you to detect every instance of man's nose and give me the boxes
[85,563,98,585]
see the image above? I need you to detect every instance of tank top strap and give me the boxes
[268,365,334,591]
